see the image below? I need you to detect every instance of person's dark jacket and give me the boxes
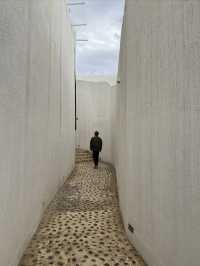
[90,136,102,152]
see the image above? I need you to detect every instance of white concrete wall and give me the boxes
[76,80,116,163]
[115,1,200,266]
[0,1,75,265]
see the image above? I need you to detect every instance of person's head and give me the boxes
[94,131,99,137]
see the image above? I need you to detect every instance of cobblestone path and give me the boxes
[19,162,146,266]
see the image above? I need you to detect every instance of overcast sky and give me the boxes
[68,0,124,77]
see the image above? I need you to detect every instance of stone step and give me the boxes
[76,153,92,156]
[76,157,92,160]
[76,154,92,158]
[76,149,90,153]
[76,152,91,156]
[76,155,92,159]
[75,160,92,163]
[75,159,93,164]
[75,156,92,160]
[75,149,93,163]
[76,158,92,161]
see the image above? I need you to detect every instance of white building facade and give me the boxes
[114,1,200,266]
[0,1,75,265]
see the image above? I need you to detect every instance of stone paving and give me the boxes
[19,162,146,266]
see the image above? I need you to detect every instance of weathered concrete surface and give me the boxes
[76,80,116,163]
[19,161,146,266]
[0,1,75,265]
[114,1,200,266]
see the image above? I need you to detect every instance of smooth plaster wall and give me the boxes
[76,80,116,163]
[0,1,75,265]
[115,1,200,266]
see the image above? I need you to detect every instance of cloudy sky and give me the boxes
[68,0,125,77]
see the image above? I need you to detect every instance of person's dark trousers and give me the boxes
[93,151,99,167]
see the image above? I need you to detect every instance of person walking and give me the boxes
[90,131,102,169]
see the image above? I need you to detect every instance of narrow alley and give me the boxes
[19,151,145,266]
[1,1,200,266]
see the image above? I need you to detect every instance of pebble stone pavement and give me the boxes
[19,161,147,266]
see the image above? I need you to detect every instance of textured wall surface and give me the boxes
[0,1,75,265]
[76,80,116,163]
[115,1,200,266]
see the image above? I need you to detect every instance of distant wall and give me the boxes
[0,1,75,265]
[115,1,200,266]
[76,80,116,163]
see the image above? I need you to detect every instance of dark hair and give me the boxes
[95,131,99,136]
